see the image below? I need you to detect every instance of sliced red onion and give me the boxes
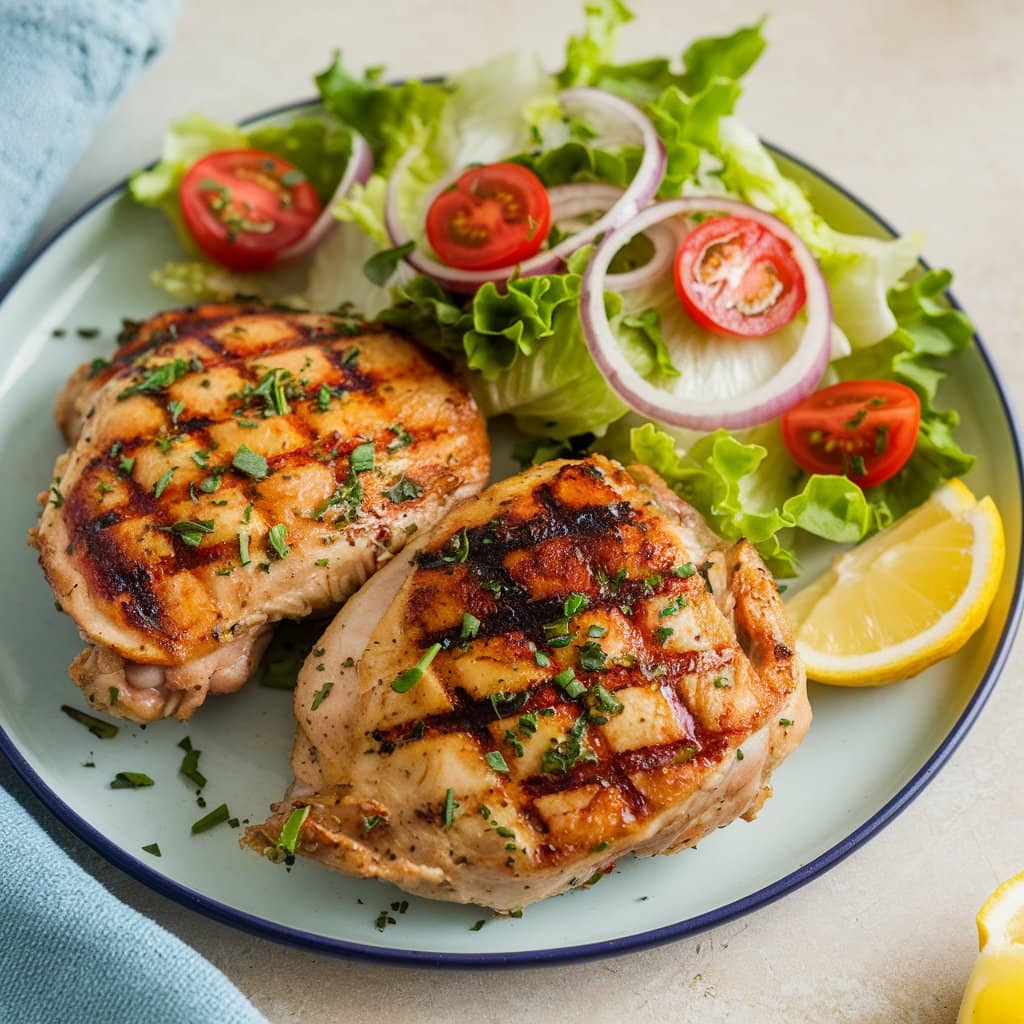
[276,133,373,262]
[580,197,832,431]
[383,87,666,293]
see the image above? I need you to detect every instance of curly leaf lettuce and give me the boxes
[628,422,872,576]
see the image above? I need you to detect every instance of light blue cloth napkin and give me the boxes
[1,3,269,1020]
[0,0,177,274]
[0,787,267,1024]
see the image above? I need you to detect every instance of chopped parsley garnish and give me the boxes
[97,482,114,495]
[199,471,223,494]
[439,527,470,564]
[242,502,253,524]
[110,771,154,790]
[736,748,745,761]
[232,444,268,479]
[167,399,185,426]
[386,423,413,451]
[159,519,215,548]
[484,750,510,773]
[362,815,384,832]
[659,595,687,618]
[592,842,610,853]
[391,642,442,693]
[76,326,100,339]
[315,558,329,568]
[697,561,714,593]
[672,562,696,579]
[153,467,176,498]
[177,737,207,788]
[460,612,481,640]
[654,626,674,645]
[875,423,891,455]
[779,718,794,727]
[713,676,730,688]
[191,803,230,834]
[541,716,597,775]
[87,357,110,379]
[481,579,503,598]
[349,442,375,473]
[504,730,525,757]
[586,624,608,639]
[563,593,588,617]
[118,357,190,400]
[577,642,607,672]
[534,650,551,668]
[238,530,250,566]
[243,367,291,417]
[313,470,362,523]
[49,485,64,508]
[141,843,161,857]
[469,919,486,932]
[61,705,118,739]
[310,681,334,710]
[641,573,664,595]
[589,685,623,716]
[517,711,539,735]
[315,384,334,412]
[268,523,289,559]
[442,788,459,830]
[192,449,211,468]
[383,476,423,505]
[543,618,570,640]
[554,667,587,699]
[117,455,135,477]
[277,806,310,855]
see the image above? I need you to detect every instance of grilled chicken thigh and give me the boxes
[31,305,490,722]
[246,456,810,910]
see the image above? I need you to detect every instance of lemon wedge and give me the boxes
[786,479,1004,686]
[958,871,1024,1023]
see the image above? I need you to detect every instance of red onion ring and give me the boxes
[383,87,666,293]
[277,132,374,262]
[580,197,832,431]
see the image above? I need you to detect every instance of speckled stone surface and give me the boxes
[7,1,1024,1020]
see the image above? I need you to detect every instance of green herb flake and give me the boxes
[315,558,329,568]
[554,667,587,699]
[484,750,510,774]
[159,518,215,548]
[697,561,715,593]
[277,805,310,855]
[713,676,730,689]
[310,681,334,710]
[268,523,289,559]
[232,444,268,479]
[110,771,154,790]
[534,650,551,668]
[61,705,118,739]
[563,593,588,617]
[391,642,442,693]
[383,476,423,505]
[469,919,486,932]
[362,814,384,832]
[590,684,624,716]
[655,626,674,645]
[586,624,608,638]
[238,530,251,566]
[460,612,481,640]
[167,399,185,426]
[117,455,136,477]
[442,788,459,830]
[349,442,375,473]
[659,595,687,618]
[192,449,211,468]
[577,642,607,672]
[386,424,413,452]
[779,718,794,727]
[672,562,696,578]
[141,843,161,857]
[153,467,177,498]
[118,357,190,400]
[736,748,745,761]
[191,803,230,835]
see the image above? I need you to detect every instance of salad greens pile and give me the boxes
[131,0,974,575]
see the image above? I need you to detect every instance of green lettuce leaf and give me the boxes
[379,248,673,439]
[628,422,872,575]
[833,268,975,527]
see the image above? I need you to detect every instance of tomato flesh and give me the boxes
[781,380,921,488]
[425,162,551,271]
[673,215,806,338]
[180,149,322,271]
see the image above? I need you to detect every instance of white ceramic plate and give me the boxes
[1,102,1021,966]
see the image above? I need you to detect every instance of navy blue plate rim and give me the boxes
[1,97,1021,969]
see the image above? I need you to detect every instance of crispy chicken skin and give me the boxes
[246,456,810,910]
[31,305,490,722]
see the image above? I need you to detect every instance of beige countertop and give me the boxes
[11,0,1024,1020]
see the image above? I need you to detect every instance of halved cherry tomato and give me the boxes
[180,149,322,271]
[781,380,921,487]
[425,162,551,271]
[673,215,806,338]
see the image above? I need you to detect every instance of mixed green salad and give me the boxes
[128,0,974,577]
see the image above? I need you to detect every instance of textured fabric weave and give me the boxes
[0,0,178,274]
